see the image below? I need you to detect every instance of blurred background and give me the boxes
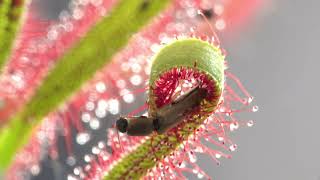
[8,0,320,179]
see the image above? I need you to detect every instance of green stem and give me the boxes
[0,0,27,71]
[0,0,170,170]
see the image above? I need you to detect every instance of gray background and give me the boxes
[30,0,320,179]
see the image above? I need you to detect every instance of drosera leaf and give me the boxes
[104,38,225,179]
[0,0,170,170]
[0,0,28,71]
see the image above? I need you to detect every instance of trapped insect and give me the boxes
[116,86,208,136]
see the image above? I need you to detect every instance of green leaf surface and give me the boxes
[0,0,27,71]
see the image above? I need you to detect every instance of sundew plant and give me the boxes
[0,0,261,179]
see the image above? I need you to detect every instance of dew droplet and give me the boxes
[247,120,254,127]
[95,108,106,118]
[131,63,142,73]
[95,82,107,93]
[229,144,237,152]
[67,175,78,180]
[130,75,142,86]
[30,164,40,176]
[123,93,134,103]
[90,118,100,130]
[66,156,76,166]
[85,101,95,111]
[84,154,92,162]
[252,105,259,112]
[92,146,100,154]
[98,141,105,149]
[81,112,91,123]
[229,122,239,131]
[197,173,204,179]
[76,132,90,145]
[215,19,226,30]
[108,99,120,115]
[73,167,81,175]
[97,99,108,110]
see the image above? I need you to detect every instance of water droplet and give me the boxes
[95,108,106,118]
[85,101,95,111]
[247,120,254,127]
[130,75,142,86]
[67,175,78,180]
[229,122,239,131]
[81,112,91,123]
[97,99,108,110]
[123,93,134,103]
[76,132,90,145]
[131,63,141,73]
[72,8,83,20]
[73,167,81,175]
[30,164,40,176]
[108,99,120,115]
[89,118,100,130]
[215,19,226,31]
[92,146,100,154]
[98,141,105,149]
[218,136,224,142]
[95,82,107,93]
[188,152,197,163]
[197,173,204,179]
[84,154,92,162]
[252,105,259,112]
[66,156,76,166]
[229,144,237,152]
[151,44,161,53]
[192,169,198,174]
[47,29,58,40]
[116,79,126,88]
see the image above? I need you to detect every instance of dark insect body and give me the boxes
[116,86,207,136]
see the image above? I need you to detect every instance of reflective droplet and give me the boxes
[66,156,76,166]
[73,167,81,175]
[229,144,237,152]
[108,99,119,115]
[229,122,239,131]
[95,108,106,118]
[81,112,91,123]
[90,118,100,130]
[247,120,254,127]
[215,19,226,31]
[97,99,108,109]
[252,105,259,112]
[123,93,134,103]
[76,132,90,145]
[86,101,95,111]
[84,154,92,162]
[92,146,100,154]
[197,173,204,179]
[72,8,83,20]
[30,164,40,176]
[95,82,107,93]
[131,63,141,73]
[130,75,142,86]
[67,175,78,180]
